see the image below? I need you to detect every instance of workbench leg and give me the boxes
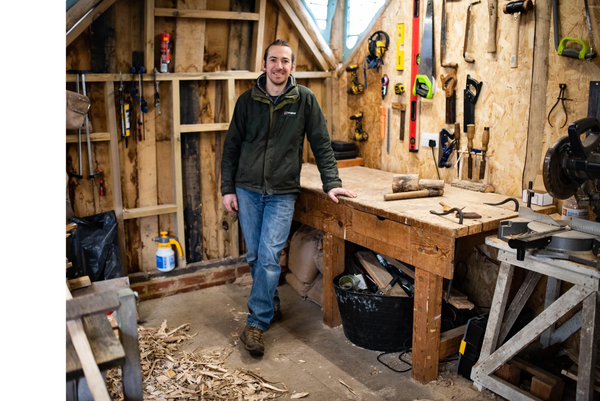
[322,233,345,327]
[577,291,599,401]
[116,289,143,401]
[411,268,443,384]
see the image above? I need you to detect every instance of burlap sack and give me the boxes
[63,89,90,129]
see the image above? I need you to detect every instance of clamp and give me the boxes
[547,83,572,128]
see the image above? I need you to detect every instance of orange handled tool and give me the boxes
[380,106,387,140]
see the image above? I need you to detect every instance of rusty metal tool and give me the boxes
[487,0,498,53]
[467,124,475,179]
[463,1,481,63]
[440,202,482,219]
[392,102,406,141]
[440,69,457,124]
[479,127,489,180]
[547,83,572,128]
[503,0,534,68]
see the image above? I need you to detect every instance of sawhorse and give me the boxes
[472,236,600,401]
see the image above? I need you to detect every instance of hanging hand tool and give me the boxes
[454,122,461,176]
[479,127,490,180]
[438,128,455,168]
[463,1,481,63]
[119,72,131,148]
[441,0,458,68]
[487,0,498,53]
[153,67,161,116]
[553,0,596,60]
[440,69,457,124]
[394,83,405,95]
[81,73,104,192]
[345,64,364,95]
[350,112,368,141]
[467,124,475,179]
[138,66,148,141]
[380,106,387,141]
[409,0,421,153]
[381,75,389,99]
[130,66,141,142]
[464,75,483,132]
[397,23,405,71]
[98,169,105,197]
[547,84,572,128]
[503,0,534,68]
[68,72,84,180]
[413,0,435,99]
[387,107,391,154]
[392,103,406,141]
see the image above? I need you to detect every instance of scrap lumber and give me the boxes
[66,285,112,401]
[355,251,408,297]
[68,276,91,291]
[442,287,475,310]
[451,179,495,193]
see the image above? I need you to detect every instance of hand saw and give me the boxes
[413,0,436,99]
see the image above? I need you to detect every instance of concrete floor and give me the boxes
[138,280,504,401]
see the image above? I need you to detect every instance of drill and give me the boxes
[346,64,364,95]
[350,112,368,141]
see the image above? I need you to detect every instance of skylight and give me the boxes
[301,0,336,43]
[343,0,385,61]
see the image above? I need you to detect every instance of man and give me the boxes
[221,39,356,357]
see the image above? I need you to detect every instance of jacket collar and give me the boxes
[253,73,298,104]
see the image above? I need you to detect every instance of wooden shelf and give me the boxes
[65,71,332,83]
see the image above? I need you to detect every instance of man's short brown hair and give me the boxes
[263,39,296,65]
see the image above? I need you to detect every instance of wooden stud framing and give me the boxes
[66,132,110,143]
[251,0,267,72]
[180,123,229,132]
[123,204,178,220]
[65,71,330,83]
[171,80,187,267]
[66,0,119,47]
[226,78,239,258]
[322,233,345,327]
[145,0,155,70]
[155,8,260,20]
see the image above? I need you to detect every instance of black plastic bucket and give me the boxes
[334,273,414,352]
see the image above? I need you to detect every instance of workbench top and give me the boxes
[300,164,555,238]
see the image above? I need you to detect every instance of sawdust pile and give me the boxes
[107,320,287,400]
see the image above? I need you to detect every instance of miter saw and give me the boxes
[497,117,600,267]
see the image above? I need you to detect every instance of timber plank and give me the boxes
[156,80,176,237]
[251,0,267,72]
[90,4,116,73]
[227,0,253,71]
[175,0,207,73]
[204,0,231,72]
[323,233,345,327]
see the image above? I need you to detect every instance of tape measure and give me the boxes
[394,83,405,95]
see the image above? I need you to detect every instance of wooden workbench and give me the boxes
[294,164,555,384]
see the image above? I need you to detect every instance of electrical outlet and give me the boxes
[421,133,438,148]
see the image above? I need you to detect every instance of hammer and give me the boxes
[503,0,533,68]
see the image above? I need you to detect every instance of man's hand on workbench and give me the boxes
[327,187,357,204]
[223,194,238,213]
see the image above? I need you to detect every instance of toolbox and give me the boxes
[331,141,357,160]
[331,140,356,152]
[457,314,489,379]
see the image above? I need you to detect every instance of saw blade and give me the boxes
[543,136,580,199]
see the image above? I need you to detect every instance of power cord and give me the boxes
[430,140,441,179]
[377,338,412,373]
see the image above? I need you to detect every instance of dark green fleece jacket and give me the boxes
[220,74,341,196]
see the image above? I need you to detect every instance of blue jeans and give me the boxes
[236,187,296,331]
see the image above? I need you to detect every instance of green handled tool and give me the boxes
[413,0,435,99]
[553,0,596,60]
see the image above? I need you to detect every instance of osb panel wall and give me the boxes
[335,0,542,196]
[66,0,327,272]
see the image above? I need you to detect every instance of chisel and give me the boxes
[479,127,489,180]
[467,124,475,180]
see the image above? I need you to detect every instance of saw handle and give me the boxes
[487,0,498,53]
[467,124,475,153]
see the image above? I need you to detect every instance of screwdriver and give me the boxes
[454,122,461,176]
[467,124,475,180]
[479,127,490,180]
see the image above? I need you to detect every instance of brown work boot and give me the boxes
[240,325,265,356]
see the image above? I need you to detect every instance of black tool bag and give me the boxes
[331,140,356,152]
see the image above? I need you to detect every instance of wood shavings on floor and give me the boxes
[107,320,287,400]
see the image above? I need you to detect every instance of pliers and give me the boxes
[547,83,572,128]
